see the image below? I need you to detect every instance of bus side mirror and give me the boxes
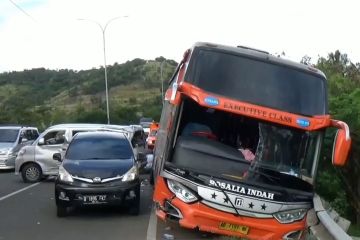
[332,128,351,167]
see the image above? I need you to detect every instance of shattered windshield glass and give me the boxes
[169,121,322,187]
[255,123,321,178]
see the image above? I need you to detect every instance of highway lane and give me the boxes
[0,171,233,240]
[0,174,153,240]
[0,170,36,197]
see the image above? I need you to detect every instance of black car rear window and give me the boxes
[66,136,133,160]
[184,48,327,116]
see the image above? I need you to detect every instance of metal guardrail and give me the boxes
[310,194,352,240]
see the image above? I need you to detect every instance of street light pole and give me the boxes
[78,16,128,124]
[101,26,110,124]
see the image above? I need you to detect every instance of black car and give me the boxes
[54,131,142,217]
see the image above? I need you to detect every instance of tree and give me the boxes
[316,51,360,226]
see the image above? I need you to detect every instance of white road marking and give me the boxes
[146,205,158,240]
[0,182,40,201]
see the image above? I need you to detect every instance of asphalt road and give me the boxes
[0,171,153,240]
[0,171,230,240]
[0,169,34,197]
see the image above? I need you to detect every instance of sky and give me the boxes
[0,0,360,73]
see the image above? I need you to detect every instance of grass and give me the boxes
[49,83,160,113]
[348,224,360,237]
[0,84,26,99]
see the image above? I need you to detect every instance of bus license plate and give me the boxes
[219,222,249,234]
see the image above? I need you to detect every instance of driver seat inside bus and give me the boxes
[181,122,217,140]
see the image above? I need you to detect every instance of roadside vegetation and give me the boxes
[0,57,176,128]
[311,51,360,232]
[0,52,359,230]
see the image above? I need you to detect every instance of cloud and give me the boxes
[0,0,360,72]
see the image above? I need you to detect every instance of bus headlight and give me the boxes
[167,179,197,203]
[274,209,307,224]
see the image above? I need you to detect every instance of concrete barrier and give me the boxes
[309,194,352,240]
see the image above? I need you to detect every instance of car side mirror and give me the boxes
[331,120,351,167]
[53,153,62,162]
[38,138,45,145]
[20,137,28,143]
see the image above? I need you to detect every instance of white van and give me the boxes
[15,124,111,182]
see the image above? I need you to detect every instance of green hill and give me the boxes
[0,57,177,129]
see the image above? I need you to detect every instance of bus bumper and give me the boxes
[153,176,306,240]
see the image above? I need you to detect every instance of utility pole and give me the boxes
[78,16,128,124]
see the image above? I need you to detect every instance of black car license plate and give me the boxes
[83,195,107,204]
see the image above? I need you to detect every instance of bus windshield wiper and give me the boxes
[164,162,189,177]
[165,162,210,183]
[164,162,241,216]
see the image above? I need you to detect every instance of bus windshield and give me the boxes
[171,124,320,179]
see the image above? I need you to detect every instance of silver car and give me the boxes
[0,125,39,170]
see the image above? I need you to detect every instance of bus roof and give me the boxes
[192,42,326,79]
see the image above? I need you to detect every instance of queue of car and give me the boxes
[0,122,157,218]
[15,123,148,183]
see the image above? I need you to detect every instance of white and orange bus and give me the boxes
[152,42,351,239]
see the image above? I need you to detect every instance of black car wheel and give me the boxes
[149,169,154,185]
[21,163,42,183]
[128,187,140,216]
[57,206,67,217]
